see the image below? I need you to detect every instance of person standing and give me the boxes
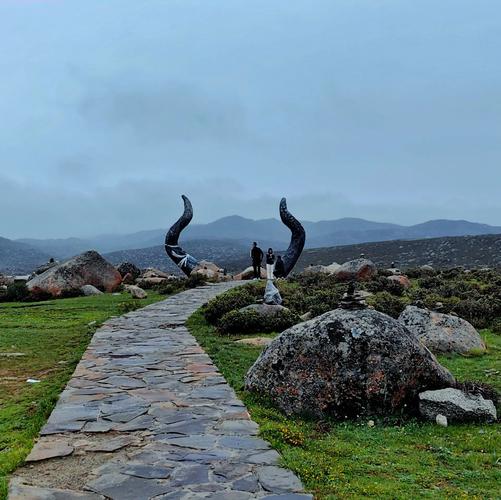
[250,242,264,279]
[266,248,275,280]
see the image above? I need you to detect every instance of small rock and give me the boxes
[236,337,273,347]
[81,284,103,296]
[125,285,148,299]
[436,414,448,427]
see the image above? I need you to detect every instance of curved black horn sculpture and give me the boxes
[165,195,199,276]
[279,197,306,277]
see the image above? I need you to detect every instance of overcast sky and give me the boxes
[1,0,500,239]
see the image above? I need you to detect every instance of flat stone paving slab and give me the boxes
[10,283,312,499]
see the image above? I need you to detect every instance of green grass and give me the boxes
[187,311,501,499]
[0,292,164,499]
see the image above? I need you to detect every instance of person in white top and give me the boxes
[265,248,275,280]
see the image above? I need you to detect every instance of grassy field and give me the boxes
[188,311,501,499]
[0,292,164,499]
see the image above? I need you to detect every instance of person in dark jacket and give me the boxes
[274,255,285,278]
[250,242,264,279]
[266,248,275,280]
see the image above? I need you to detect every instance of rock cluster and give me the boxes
[192,260,231,281]
[246,308,455,419]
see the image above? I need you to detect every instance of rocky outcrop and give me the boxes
[245,308,455,419]
[27,251,122,297]
[419,388,497,423]
[117,262,141,280]
[192,260,231,281]
[333,259,377,282]
[398,306,486,354]
[32,260,59,276]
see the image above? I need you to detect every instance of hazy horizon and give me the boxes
[1,0,500,239]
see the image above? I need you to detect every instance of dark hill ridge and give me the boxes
[16,217,501,259]
[0,237,49,275]
[101,234,501,274]
[3,233,501,275]
[294,234,501,271]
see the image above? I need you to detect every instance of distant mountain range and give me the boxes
[2,216,501,274]
[0,237,50,275]
[16,217,501,258]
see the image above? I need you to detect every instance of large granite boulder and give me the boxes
[27,251,122,297]
[333,259,377,282]
[419,388,497,423]
[398,306,486,354]
[245,308,455,419]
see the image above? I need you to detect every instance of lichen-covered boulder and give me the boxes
[419,388,497,423]
[398,306,486,354]
[245,308,455,419]
[27,251,122,297]
[333,259,377,282]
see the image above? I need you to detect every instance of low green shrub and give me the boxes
[184,274,208,289]
[204,287,257,325]
[218,308,299,335]
[154,280,184,295]
[3,282,30,302]
[368,292,408,318]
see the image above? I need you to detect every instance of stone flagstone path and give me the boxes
[10,282,311,500]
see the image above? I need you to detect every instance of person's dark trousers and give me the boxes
[252,262,261,279]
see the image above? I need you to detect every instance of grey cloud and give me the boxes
[79,81,248,144]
